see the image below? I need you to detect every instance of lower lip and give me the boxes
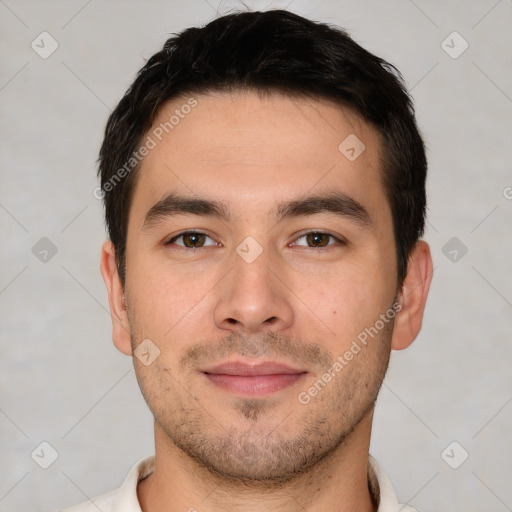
[204,373,306,396]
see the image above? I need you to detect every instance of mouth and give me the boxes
[201,360,308,397]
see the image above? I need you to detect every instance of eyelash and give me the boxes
[165,231,346,250]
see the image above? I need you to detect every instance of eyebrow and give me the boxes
[142,192,372,230]
[273,192,371,228]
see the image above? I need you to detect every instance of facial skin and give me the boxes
[101,91,433,512]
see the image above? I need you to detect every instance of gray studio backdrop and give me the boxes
[1,1,511,511]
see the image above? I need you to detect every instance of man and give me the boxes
[63,9,432,512]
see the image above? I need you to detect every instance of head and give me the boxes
[99,10,432,483]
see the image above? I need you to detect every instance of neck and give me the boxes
[138,409,378,512]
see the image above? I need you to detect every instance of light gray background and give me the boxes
[1,1,511,511]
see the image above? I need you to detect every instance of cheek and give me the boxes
[126,265,183,341]
[303,269,392,349]
[126,256,220,358]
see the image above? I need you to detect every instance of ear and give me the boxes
[391,240,433,351]
[99,240,133,356]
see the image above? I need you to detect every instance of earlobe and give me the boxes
[391,240,433,351]
[99,240,133,356]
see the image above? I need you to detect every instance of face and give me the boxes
[120,91,401,481]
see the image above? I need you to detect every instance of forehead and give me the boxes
[129,90,389,229]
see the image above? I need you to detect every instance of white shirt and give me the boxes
[60,455,417,512]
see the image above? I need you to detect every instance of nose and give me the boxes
[213,246,294,335]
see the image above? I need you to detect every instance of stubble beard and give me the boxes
[131,323,393,487]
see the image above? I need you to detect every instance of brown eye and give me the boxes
[167,231,216,248]
[306,232,330,247]
[291,231,346,249]
[182,232,206,248]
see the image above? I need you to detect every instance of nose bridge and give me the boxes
[213,240,294,333]
[233,246,273,299]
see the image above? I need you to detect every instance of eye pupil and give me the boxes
[184,233,205,247]
[307,232,329,247]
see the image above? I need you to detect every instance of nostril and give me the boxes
[266,317,277,323]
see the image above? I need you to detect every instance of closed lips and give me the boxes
[202,361,307,376]
[202,361,308,397]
